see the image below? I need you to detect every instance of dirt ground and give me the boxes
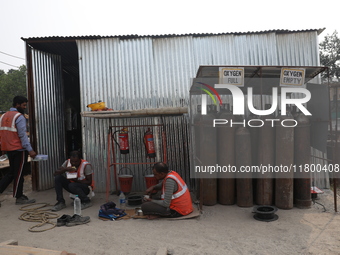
[0,176,340,255]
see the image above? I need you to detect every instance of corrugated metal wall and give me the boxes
[76,31,325,192]
[31,49,66,190]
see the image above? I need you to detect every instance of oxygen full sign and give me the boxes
[219,67,244,86]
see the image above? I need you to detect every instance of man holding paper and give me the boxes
[0,96,37,205]
[52,150,94,211]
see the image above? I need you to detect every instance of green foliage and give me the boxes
[319,30,340,82]
[0,65,27,112]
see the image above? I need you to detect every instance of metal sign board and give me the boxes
[280,68,305,87]
[219,67,244,87]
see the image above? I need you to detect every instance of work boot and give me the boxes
[15,195,36,205]
[51,201,66,212]
[81,201,93,210]
[66,214,91,226]
[57,214,72,226]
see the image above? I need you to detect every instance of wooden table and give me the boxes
[0,159,10,170]
[0,157,32,169]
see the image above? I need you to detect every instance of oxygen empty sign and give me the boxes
[280,68,305,87]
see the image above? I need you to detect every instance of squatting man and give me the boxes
[51,150,94,212]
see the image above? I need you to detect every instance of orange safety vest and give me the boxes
[67,159,95,189]
[0,111,24,151]
[161,171,193,216]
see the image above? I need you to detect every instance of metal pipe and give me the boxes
[25,42,38,191]
[106,128,111,202]
[334,68,338,212]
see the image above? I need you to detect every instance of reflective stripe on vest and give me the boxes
[0,112,24,151]
[0,112,21,132]
[67,159,89,180]
[161,174,188,200]
[67,159,94,188]
[160,171,193,215]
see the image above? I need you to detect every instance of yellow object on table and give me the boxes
[87,101,106,111]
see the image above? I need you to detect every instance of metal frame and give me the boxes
[106,124,167,201]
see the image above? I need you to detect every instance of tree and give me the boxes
[0,65,27,111]
[319,30,340,82]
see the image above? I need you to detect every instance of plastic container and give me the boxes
[119,191,126,209]
[74,195,81,215]
[32,154,48,161]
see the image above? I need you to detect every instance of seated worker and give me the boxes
[141,162,193,219]
[51,150,94,211]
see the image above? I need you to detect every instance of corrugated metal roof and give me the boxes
[21,28,326,41]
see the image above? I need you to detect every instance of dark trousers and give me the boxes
[0,150,28,198]
[54,174,90,203]
[141,201,183,218]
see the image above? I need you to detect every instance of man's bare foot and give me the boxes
[147,215,160,220]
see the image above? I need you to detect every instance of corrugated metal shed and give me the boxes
[23,29,329,192]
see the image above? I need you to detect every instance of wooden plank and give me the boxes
[81,107,188,119]
[156,247,168,255]
[0,240,18,246]
[0,245,76,255]
[0,241,76,255]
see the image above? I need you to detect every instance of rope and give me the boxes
[19,203,59,232]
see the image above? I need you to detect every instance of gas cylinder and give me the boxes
[193,105,202,201]
[217,104,236,205]
[248,112,260,167]
[193,105,202,164]
[256,111,275,205]
[201,105,217,206]
[275,111,294,209]
[248,112,260,203]
[235,126,253,207]
[294,113,311,209]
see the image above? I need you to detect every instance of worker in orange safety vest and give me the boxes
[142,162,193,220]
[0,96,37,205]
[52,150,94,212]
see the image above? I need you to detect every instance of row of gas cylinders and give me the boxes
[194,108,311,209]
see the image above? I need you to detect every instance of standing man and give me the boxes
[52,150,94,211]
[141,162,193,219]
[0,96,37,205]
